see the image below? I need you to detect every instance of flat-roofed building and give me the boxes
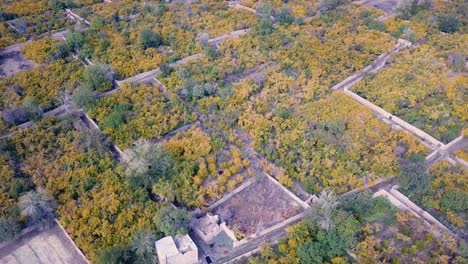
[155,235,198,264]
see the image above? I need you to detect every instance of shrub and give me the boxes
[317,0,343,13]
[72,85,96,109]
[153,206,190,236]
[96,246,132,264]
[257,18,273,35]
[81,63,114,92]
[158,64,173,78]
[276,7,294,25]
[364,18,387,32]
[22,97,43,121]
[448,54,465,72]
[140,28,162,49]
[440,191,468,213]
[438,15,459,33]
[0,218,21,243]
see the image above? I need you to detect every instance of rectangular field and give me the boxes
[212,174,304,238]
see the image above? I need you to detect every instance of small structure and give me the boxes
[191,213,238,249]
[155,235,198,264]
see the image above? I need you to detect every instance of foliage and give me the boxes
[397,155,431,199]
[22,37,60,63]
[96,246,132,264]
[306,190,338,230]
[440,191,468,213]
[73,85,97,109]
[0,218,21,243]
[70,0,258,77]
[19,188,57,230]
[0,59,83,112]
[298,229,347,264]
[129,230,156,264]
[153,206,190,237]
[437,14,459,33]
[7,117,162,261]
[139,28,162,49]
[123,140,175,190]
[88,82,195,148]
[353,36,468,143]
[81,63,114,92]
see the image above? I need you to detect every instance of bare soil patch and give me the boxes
[0,224,87,264]
[358,0,399,14]
[213,174,304,238]
[0,47,35,78]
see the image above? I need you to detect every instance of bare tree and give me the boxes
[306,189,339,230]
[19,188,57,230]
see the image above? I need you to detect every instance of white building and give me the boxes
[155,235,198,264]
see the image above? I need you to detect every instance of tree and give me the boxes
[22,97,43,122]
[73,85,96,109]
[153,206,190,236]
[96,246,132,264]
[448,54,465,72]
[76,128,112,155]
[440,191,468,213]
[297,230,346,264]
[65,31,85,52]
[317,0,343,13]
[0,218,21,242]
[438,15,459,33]
[81,63,114,92]
[338,190,375,220]
[158,63,173,78]
[130,230,156,264]
[140,28,162,49]
[397,156,431,199]
[123,140,175,190]
[276,7,293,25]
[257,18,273,35]
[307,190,339,230]
[18,188,56,230]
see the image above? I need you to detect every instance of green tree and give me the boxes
[297,230,346,264]
[140,29,162,49]
[96,246,132,264]
[158,64,173,78]
[123,140,175,190]
[81,63,114,92]
[440,191,468,213]
[72,85,96,109]
[22,97,43,122]
[438,15,459,33]
[65,31,85,52]
[397,156,431,199]
[18,188,56,230]
[153,206,190,236]
[276,7,293,25]
[0,218,21,242]
[130,230,156,264]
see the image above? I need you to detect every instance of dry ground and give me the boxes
[213,174,304,238]
[0,47,35,78]
[358,0,399,14]
[0,224,87,264]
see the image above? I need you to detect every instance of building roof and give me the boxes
[174,235,197,254]
[155,236,179,259]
